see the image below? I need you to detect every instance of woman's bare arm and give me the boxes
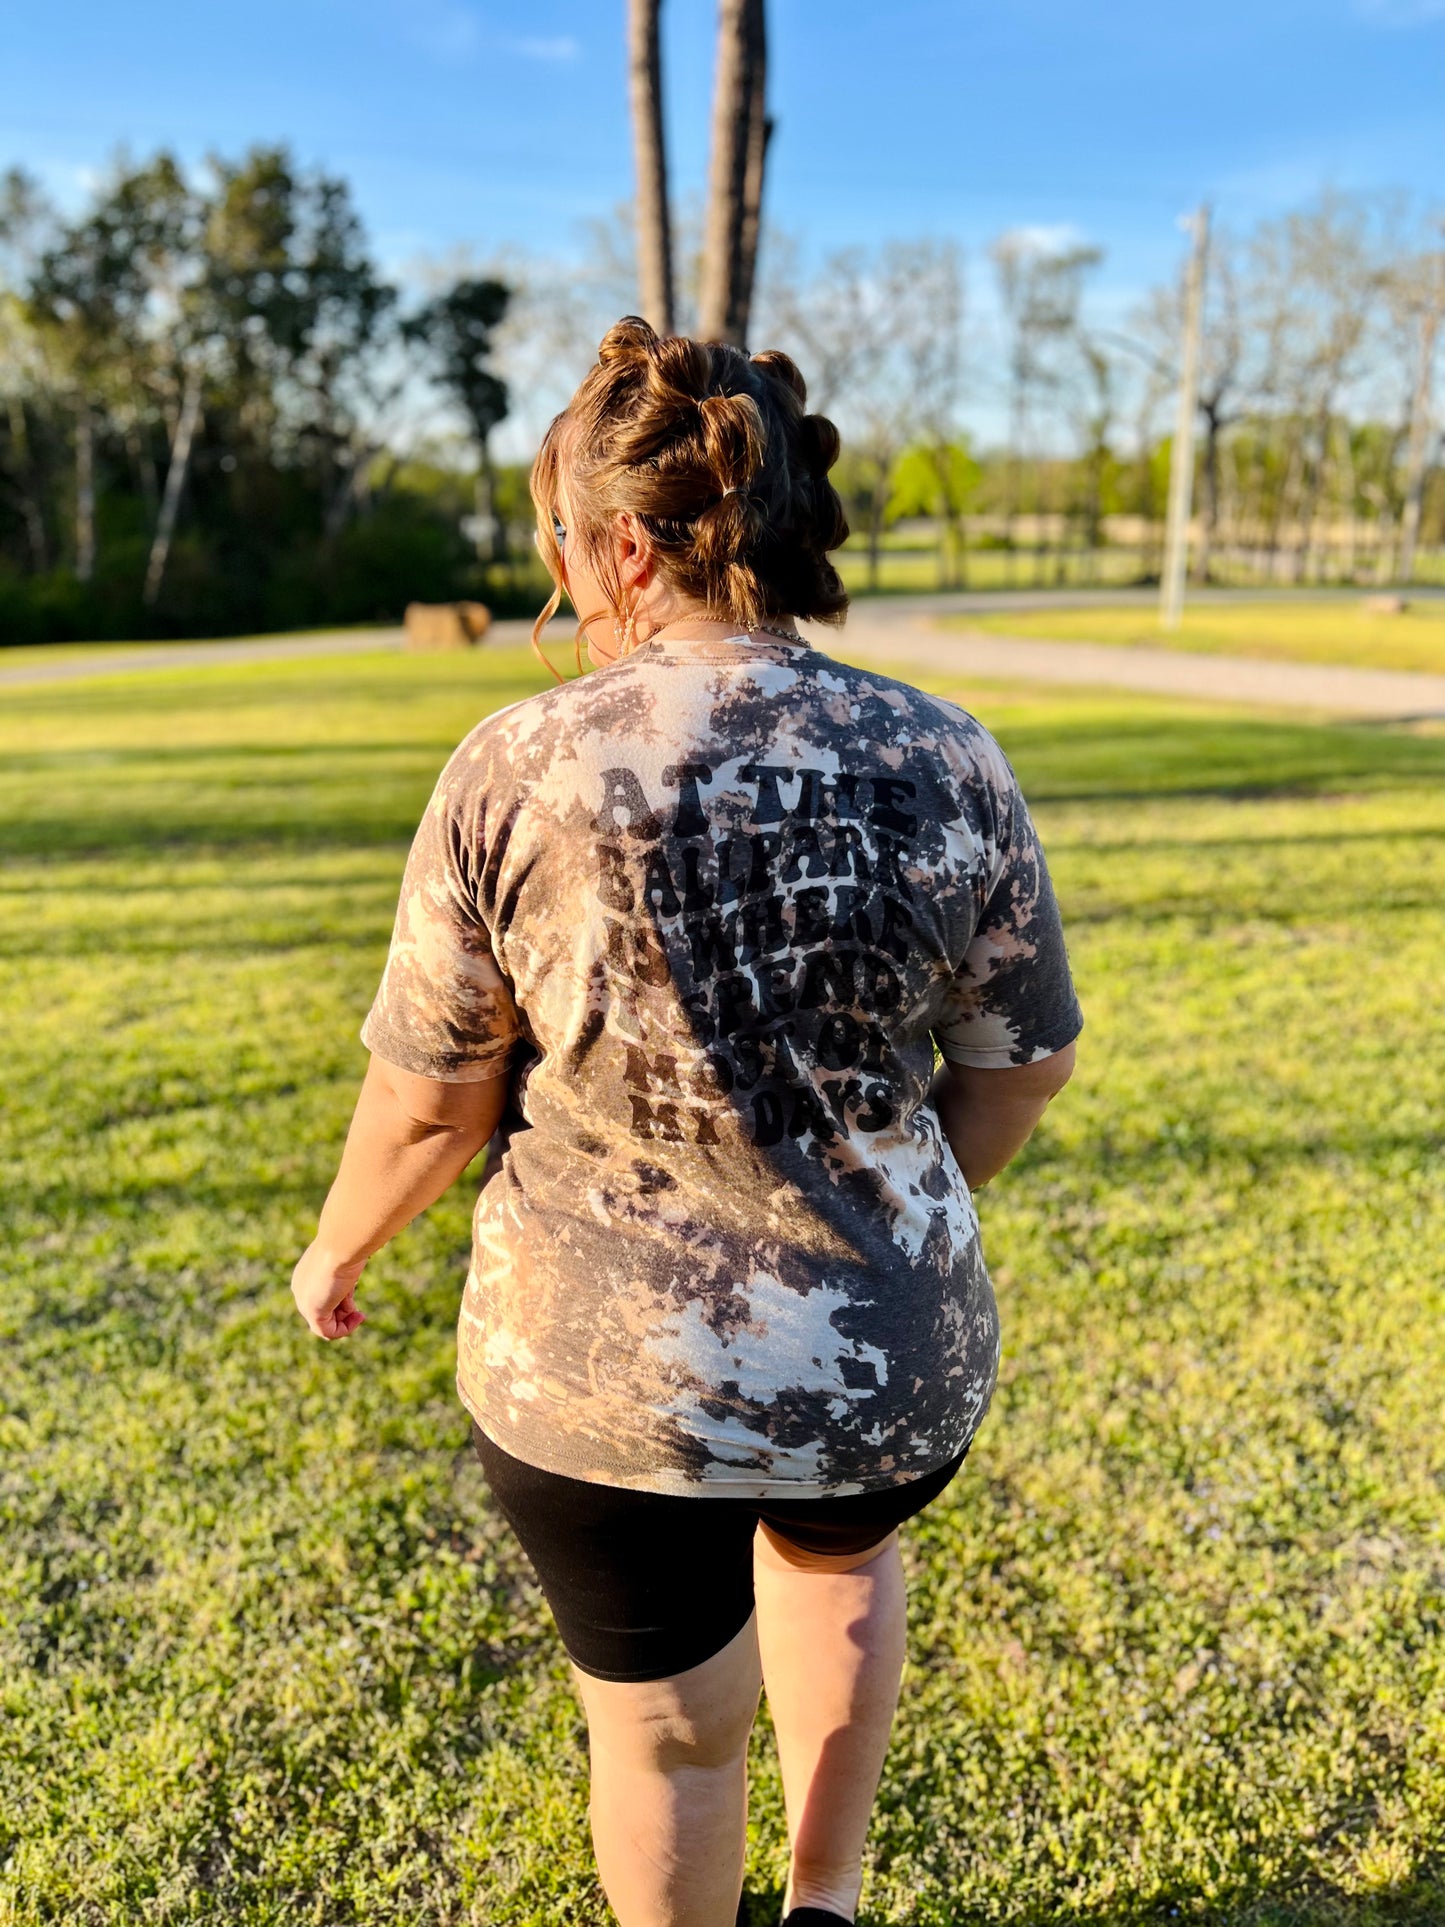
[291,1054,512,1340]
[930,1040,1077,1191]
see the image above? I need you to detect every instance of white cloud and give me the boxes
[993,222,1092,256]
[1352,0,1445,22]
[502,34,581,61]
[405,9,580,66]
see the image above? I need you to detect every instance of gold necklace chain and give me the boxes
[648,619,804,647]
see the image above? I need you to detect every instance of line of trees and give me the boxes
[1125,193,1445,590]
[487,187,1445,599]
[3,139,1442,641]
[0,0,788,647]
[749,193,1445,593]
[616,6,1443,597]
[0,150,514,641]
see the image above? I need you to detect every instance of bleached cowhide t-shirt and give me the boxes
[361,631,1083,1497]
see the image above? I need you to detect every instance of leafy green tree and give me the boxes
[199,148,398,551]
[403,280,511,561]
[28,152,197,580]
[0,169,57,572]
[989,232,1102,584]
[0,144,419,632]
[889,438,981,588]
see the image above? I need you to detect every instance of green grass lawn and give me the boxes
[3,647,1443,1925]
[836,546,1147,596]
[963,600,1445,676]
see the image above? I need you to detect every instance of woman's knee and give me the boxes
[571,1611,762,1772]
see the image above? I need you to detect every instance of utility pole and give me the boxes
[1160,204,1209,630]
[1395,240,1445,586]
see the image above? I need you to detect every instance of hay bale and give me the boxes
[1361,593,1410,616]
[455,600,492,642]
[403,601,493,650]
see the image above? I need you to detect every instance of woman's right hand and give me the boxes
[291,1242,368,1341]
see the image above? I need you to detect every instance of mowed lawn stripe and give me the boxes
[964,598,1445,677]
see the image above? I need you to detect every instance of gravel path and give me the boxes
[6,602,1445,719]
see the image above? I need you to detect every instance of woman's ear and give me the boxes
[614,511,656,593]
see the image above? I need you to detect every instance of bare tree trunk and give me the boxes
[143,371,202,608]
[699,0,766,344]
[1193,404,1223,584]
[1397,262,1445,585]
[478,438,505,563]
[1131,408,1156,583]
[125,417,159,518]
[74,400,95,583]
[1294,404,1334,584]
[7,395,49,572]
[370,451,404,504]
[1373,496,1395,585]
[867,478,885,591]
[1083,443,1105,575]
[1303,407,1333,582]
[323,443,374,548]
[628,0,675,335]
[1271,430,1303,582]
[1006,375,1025,589]
[1246,432,1269,581]
[1337,429,1358,581]
[1033,481,1047,588]
[1223,435,1244,580]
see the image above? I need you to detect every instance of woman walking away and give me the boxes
[291,316,1082,1927]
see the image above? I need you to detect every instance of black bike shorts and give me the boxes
[470,1417,971,1683]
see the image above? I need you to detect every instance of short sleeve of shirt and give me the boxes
[932,746,1083,1070]
[360,751,522,1084]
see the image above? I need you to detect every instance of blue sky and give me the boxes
[8,0,1444,446]
[13,0,1443,267]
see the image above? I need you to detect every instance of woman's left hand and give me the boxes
[291,1243,369,1340]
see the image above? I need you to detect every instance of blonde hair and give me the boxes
[529,315,850,681]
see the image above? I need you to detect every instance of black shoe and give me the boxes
[782,1909,854,1927]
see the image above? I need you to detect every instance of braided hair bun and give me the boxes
[531,314,850,640]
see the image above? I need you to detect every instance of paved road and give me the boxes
[6,603,1445,719]
[817,607,1445,721]
[0,624,413,687]
[827,584,1445,620]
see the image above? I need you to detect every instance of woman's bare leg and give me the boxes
[751,1525,908,1923]
[570,1610,763,1927]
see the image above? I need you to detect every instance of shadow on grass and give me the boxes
[1,737,456,771]
[0,925,388,961]
[2,661,550,721]
[1,819,427,861]
[6,712,1445,864]
[1009,717,1445,805]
